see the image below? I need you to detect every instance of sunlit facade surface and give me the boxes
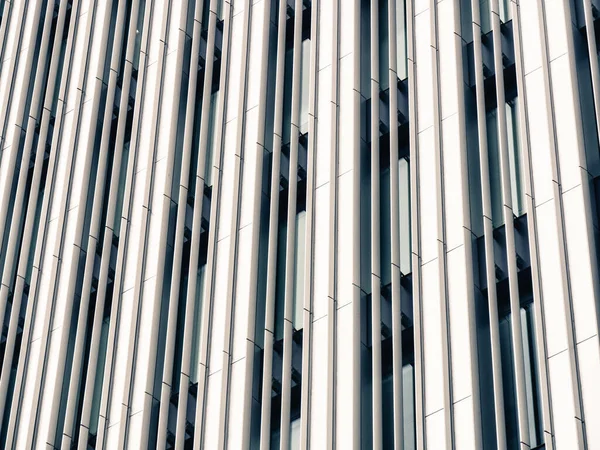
[0,0,600,449]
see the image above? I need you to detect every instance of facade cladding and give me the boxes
[2,0,600,449]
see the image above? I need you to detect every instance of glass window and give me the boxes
[217,0,224,20]
[475,290,498,449]
[499,313,519,448]
[26,186,44,284]
[290,417,301,450]
[479,0,491,34]
[520,303,543,447]
[190,265,206,384]
[132,0,147,72]
[380,168,392,286]
[282,48,293,145]
[498,0,511,23]
[53,300,80,448]
[399,157,411,274]
[460,0,474,44]
[506,101,525,217]
[487,102,526,227]
[113,142,130,237]
[293,211,305,330]
[381,364,416,449]
[382,374,394,446]
[402,364,416,450]
[498,300,543,449]
[396,0,408,80]
[379,0,390,91]
[299,39,310,135]
[271,428,280,450]
[89,317,110,436]
[275,221,287,341]
[486,108,504,227]
[205,90,219,187]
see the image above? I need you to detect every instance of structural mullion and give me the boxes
[0,0,57,430]
[39,0,115,445]
[0,0,37,266]
[582,0,600,160]
[369,0,383,447]
[0,0,27,152]
[93,0,154,446]
[470,0,507,447]
[1,1,73,442]
[168,3,217,449]
[510,1,555,446]
[259,1,288,447]
[537,0,588,445]
[431,0,454,446]
[189,1,232,446]
[129,1,191,447]
[387,1,404,448]
[299,0,319,446]
[212,0,252,447]
[61,2,133,446]
[405,0,424,446]
[0,0,15,79]
[227,0,275,445]
[151,0,205,447]
[328,0,340,446]
[16,1,96,447]
[279,0,303,448]
[115,0,177,446]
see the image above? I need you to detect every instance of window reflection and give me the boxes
[498,0,511,23]
[395,0,407,80]
[486,108,504,227]
[89,316,110,438]
[505,100,525,217]
[282,48,293,146]
[487,100,526,227]
[293,211,305,331]
[299,40,310,135]
[498,296,543,448]
[379,0,390,91]
[399,157,411,274]
[290,417,301,450]
[520,303,543,447]
[205,91,219,187]
[190,265,206,384]
[480,0,492,34]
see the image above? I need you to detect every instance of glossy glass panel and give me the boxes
[190,264,206,383]
[421,261,444,415]
[381,167,392,286]
[205,91,219,187]
[479,0,491,34]
[396,0,407,80]
[299,39,310,135]
[282,47,293,145]
[290,417,301,450]
[403,364,416,450]
[293,211,305,330]
[379,0,390,91]
[520,305,543,447]
[398,157,411,274]
[486,108,504,227]
[275,221,287,341]
[498,0,511,23]
[498,312,519,449]
[505,101,525,217]
[89,316,110,435]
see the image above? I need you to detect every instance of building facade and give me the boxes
[0,0,600,448]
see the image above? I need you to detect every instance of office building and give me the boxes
[0,0,599,448]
